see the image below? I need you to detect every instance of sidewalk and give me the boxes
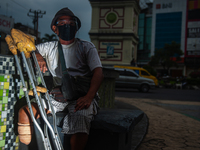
[115,97,200,150]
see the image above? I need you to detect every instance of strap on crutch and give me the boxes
[5,29,64,150]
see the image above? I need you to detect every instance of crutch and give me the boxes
[11,28,64,150]
[24,37,52,148]
[25,35,63,150]
[5,35,52,150]
[6,29,64,150]
[21,51,63,150]
[25,53,52,149]
[31,51,64,149]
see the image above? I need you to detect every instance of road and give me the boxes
[115,88,200,102]
[115,88,200,121]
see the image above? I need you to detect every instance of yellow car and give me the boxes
[114,65,158,86]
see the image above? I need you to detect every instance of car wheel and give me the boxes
[140,84,150,93]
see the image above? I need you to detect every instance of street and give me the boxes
[115,88,200,150]
[115,88,200,121]
[115,88,200,102]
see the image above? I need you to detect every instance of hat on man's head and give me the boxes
[51,7,81,31]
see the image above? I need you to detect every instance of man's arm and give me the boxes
[75,67,104,112]
[35,52,48,73]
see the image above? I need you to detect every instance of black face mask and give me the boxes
[57,24,76,41]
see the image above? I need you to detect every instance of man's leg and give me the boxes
[70,132,88,150]
[63,100,98,150]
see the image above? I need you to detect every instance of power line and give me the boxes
[10,0,29,10]
[27,9,46,43]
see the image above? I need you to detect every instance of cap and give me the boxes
[51,7,81,31]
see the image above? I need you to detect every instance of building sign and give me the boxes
[186,21,200,56]
[188,28,200,38]
[99,41,122,50]
[154,0,186,13]
[107,46,114,55]
[99,41,122,61]
[99,52,122,61]
[162,3,172,9]
[0,15,14,34]
[156,3,172,9]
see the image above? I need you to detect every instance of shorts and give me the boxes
[31,95,99,135]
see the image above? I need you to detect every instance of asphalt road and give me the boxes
[115,88,200,121]
[115,87,200,102]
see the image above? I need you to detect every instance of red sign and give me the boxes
[156,4,161,9]
[0,15,14,33]
[0,19,11,28]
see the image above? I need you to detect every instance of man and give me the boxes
[18,7,103,150]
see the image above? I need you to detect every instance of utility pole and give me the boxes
[27,9,46,44]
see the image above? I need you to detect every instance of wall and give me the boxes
[89,0,140,66]
[0,55,23,150]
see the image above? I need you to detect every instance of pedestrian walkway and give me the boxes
[115,97,200,150]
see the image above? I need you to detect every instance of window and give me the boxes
[145,17,152,50]
[141,71,150,76]
[138,13,145,50]
[119,71,125,76]
[155,12,182,49]
[125,70,138,77]
[134,70,139,75]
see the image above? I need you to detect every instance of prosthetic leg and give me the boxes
[5,29,64,150]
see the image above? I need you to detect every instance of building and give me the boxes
[89,0,141,66]
[151,0,187,77]
[137,2,153,66]
[0,15,14,55]
[184,0,200,75]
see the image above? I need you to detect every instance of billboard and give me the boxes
[0,15,14,34]
[185,0,200,57]
[186,21,200,55]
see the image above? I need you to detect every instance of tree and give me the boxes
[143,65,157,76]
[149,41,183,75]
[41,33,57,42]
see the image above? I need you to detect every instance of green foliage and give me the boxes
[143,65,157,76]
[149,41,183,74]
[187,78,200,85]
[158,80,164,85]
[189,71,200,78]
[41,34,57,42]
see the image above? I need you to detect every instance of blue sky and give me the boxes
[0,0,152,41]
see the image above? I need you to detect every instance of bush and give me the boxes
[187,78,200,85]
[189,71,200,78]
[158,80,165,85]
[143,65,157,76]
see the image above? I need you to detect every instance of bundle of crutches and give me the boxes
[5,28,64,150]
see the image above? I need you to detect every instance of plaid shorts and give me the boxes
[32,95,99,135]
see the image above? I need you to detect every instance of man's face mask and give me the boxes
[56,19,77,41]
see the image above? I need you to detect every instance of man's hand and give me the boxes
[74,67,104,112]
[35,53,48,73]
[75,95,93,112]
